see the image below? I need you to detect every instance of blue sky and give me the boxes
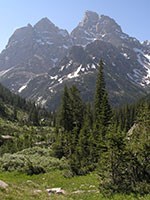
[0,0,149,52]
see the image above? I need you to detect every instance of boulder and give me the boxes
[0,180,8,189]
[46,187,65,195]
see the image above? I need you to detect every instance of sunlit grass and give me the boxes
[0,171,149,200]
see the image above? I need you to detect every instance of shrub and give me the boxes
[0,147,68,173]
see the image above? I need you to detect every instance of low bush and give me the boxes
[0,147,68,173]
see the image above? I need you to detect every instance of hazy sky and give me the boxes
[0,0,149,52]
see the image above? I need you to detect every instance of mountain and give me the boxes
[0,18,72,93]
[0,11,150,110]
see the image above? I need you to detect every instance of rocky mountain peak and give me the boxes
[7,24,34,45]
[79,10,99,27]
[34,17,57,32]
[99,15,122,33]
[71,11,124,46]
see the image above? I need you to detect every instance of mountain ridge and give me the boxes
[0,11,149,110]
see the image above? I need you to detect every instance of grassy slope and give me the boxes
[0,171,150,200]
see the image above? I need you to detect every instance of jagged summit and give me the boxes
[34,17,57,32]
[99,15,122,33]
[79,10,99,27]
[71,11,125,47]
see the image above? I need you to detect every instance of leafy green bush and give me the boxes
[0,147,68,173]
[0,154,26,172]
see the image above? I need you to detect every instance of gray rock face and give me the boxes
[0,17,72,93]
[0,11,149,110]
[142,40,150,54]
[71,11,141,49]
[19,40,147,110]
[0,17,72,72]
[0,24,34,70]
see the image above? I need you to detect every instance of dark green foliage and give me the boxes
[69,104,94,175]
[125,101,150,194]
[0,82,54,126]
[55,85,84,159]
[28,104,40,126]
[114,104,136,132]
[59,85,73,132]
[94,60,106,123]
[69,85,84,132]
[52,132,65,159]
[59,85,84,132]
[0,99,7,117]
[25,159,46,175]
[92,60,112,163]
[55,60,113,176]
[98,100,150,195]
[93,59,112,132]
[98,125,128,195]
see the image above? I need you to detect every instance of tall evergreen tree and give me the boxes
[71,103,94,175]
[59,85,73,132]
[55,85,84,159]
[94,60,112,131]
[92,60,112,162]
[69,85,84,133]
[94,60,106,123]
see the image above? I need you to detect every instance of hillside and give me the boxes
[0,66,149,199]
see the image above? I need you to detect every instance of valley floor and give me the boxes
[0,170,150,200]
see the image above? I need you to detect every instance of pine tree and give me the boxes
[72,103,94,175]
[69,85,84,133]
[59,85,73,132]
[98,124,128,194]
[55,85,84,159]
[94,60,111,131]
[92,60,112,162]
[94,60,106,123]
[58,84,84,134]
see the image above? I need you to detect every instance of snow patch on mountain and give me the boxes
[144,54,150,61]
[18,85,27,93]
[66,60,73,69]
[121,52,130,59]
[112,62,116,66]
[125,48,150,87]
[50,75,58,80]
[68,64,82,79]
[34,54,43,60]
[0,67,14,77]
[91,63,96,69]
[18,79,31,93]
